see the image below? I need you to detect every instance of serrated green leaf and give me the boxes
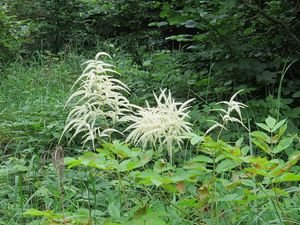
[166,34,193,42]
[184,20,198,28]
[292,91,300,98]
[216,159,239,173]
[235,137,243,148]
[148,21,168,27]
[151,177,163,187]
[278,123,287,137]
[251,131,270,142]
[256,122,271,132]
[190,134,203,145]
[272,172,300,183]
[218,193,243,201]
[265,116,276,129]
[177,198,197,207]
[271,119,286,133]
[252,139,271,154]
[108,201,120,219]
[272,137,294,154]
[23,209,62,219]
[191,155,213,163]
[244,167,268,177]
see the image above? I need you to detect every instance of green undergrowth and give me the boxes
[0,56,77,155]
[0,51,300,225]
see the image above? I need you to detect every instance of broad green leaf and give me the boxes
[292,91,300,98]
[272,152,300,176]
[64,157,76,165]
[177,198,197,207]
[118,159,134,172]
[190,133,203,145]
[272,137,294,154]
[112,140,138,158]
[23,209,62,219]
[127,210,167,225]
[235,137,243,148]
[265,116,276,129]
[256,122,271,132]
[14,165,28,172]
[153,160,170,173]
[148,21,168,27]
[271,119,286,133]
[241,146,250,156]
[272,172,300,183]
[191,155,213,163]
[184,20,198,28]
[137,150,153,167]
[216,159,239,173]
[81,152,97,166]
[183,161,208,171]
[272,187,289,197]
[151,177,163,187]
[171,169,199,182]
[108,201,120,219]
[166,34,193,42]
[244,168,268,177]
[160,3,170,18]
[218,193,243,201]
[167,12,190,25]
[215,154,226,163]
[251,131,270,142]
[252,139,271,154]
[278,123,287,136]
[66,159,82,169]
[136,170,168,186]
[286,151,300,168]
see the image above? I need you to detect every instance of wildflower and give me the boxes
[216,89,247,122]
[125,89,194,163]
[205,90,248,136]
[60,52,130,148]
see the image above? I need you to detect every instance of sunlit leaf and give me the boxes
[272,173,300,183]
[272,137,294,154]
[216,159,239,173]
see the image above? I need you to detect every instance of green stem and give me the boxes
[117,172,123,216]
[276,58,297,121]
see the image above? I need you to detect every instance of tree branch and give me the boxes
[244,3,300,47]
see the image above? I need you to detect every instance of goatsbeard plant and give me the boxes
[61,52,194,164]
[60,52,130,149]
[205,89,249,137]
[124,89,194,164]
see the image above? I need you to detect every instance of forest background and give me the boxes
[0,0,300,224]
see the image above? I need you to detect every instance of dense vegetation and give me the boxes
[0,1,299,224]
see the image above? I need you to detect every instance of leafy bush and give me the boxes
[19,52,300,225]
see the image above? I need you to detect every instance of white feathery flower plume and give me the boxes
[60,52,130,148]
[124,89,194,163]
[205,89,248,136]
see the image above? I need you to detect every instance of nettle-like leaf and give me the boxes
[64,141,153,172]
[60,52,130,148]
[256,116,286,133]
[252,116,291,155]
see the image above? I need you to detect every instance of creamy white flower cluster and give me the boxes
[61,52,130,148]
[205,90,248,136]
[124,89,194,163]
[61,52,194,162]
[61,52,247,162]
